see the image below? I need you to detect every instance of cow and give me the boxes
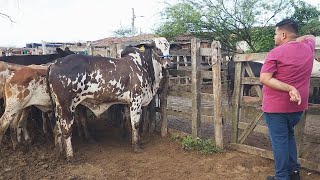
[0,64,93,149]
[0,47,74,65]
[47,37,171,160]
[0,48,75,132]
[0,65,50,149]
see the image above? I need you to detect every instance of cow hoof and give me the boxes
[133,145,143,153]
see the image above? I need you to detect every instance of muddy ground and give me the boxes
[1,85,320,179]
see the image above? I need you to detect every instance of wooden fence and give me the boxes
[230,49,320,172]
[159,38,224,149]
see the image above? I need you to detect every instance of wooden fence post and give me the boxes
[160,70,169,137]
[211,41,224,149]
[191,38,201,138]
[231,61,244,143]
[296,111,307,157]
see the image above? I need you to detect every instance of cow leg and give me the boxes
[10,111,23,149]
[42,111,50,135]
[129,101,142,152]
[18,107,31,144]
[76,106,91,141]
[0,111,16,147]
[59,108,75,161]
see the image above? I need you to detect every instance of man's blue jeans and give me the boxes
[264,112,303,180]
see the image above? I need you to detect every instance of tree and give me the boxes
[156,0,292,52]
[155,2,204,40]
[291,0,320,36]
[113,27,135,37]
[0,12,15,23]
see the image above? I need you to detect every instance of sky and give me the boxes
[0,0,171,47]
[0,0,319,47]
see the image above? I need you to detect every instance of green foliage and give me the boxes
[155,0,320,53]
[291,0,320,36]
[113,27,135,37]
[155,2,204,41]
[173,135,223,154]
[248,26,275,53]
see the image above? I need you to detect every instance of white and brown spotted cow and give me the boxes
[47,37,171,160]
[0,65,92,149]
[0,65,50,148]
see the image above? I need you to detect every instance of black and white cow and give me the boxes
[47,37,171,160]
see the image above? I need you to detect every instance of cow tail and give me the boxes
[46,64,56,132]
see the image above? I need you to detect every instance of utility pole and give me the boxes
[131,8,144,35]
[131,8,135,34]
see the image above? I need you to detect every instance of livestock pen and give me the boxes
[230,50,320,172]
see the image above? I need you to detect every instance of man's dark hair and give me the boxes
[276,19,299,34]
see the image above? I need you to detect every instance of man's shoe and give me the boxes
[266,176,276,180]
[290,171,300,180]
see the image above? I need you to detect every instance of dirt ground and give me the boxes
[0,116,319,180]
[1,84,320,179]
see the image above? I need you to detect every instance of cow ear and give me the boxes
[56,48,64,54]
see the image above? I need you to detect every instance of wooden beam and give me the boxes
[191,38,201,138]
[238,122,269,134]
[230,143,273,159]
[200,48,212,56]
[242,77,261,85]
[234,52,268,62]
[230,143,320,172]
[238,112,264,144]
[211,41,224,148]
[160,70,169,137]
[296,112,307,157]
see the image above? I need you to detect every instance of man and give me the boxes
[260,19,315,180]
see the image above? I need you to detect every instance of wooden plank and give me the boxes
[160,70,169,137]
[304,133,320,144]
[170,49,191,56]
[299,158,320,172]
[201,93,214,102]
[238,112,264,144]
[242,77,261,85]
[191,38,201,138]
[301,142,319,159]
[167,109,192,119]
[168,84,191,92]
[230,143,274,159]
[231,62,244,143]
[238,122,269,134]
[230,143,320,172]
[234,49,319,62]
[169,69,191,77]
[200,48,211,56]
[296,111,307,157]
[307,105,320,115]
[168,91,193,99]
[201,71,212,79]
[234,52,268,62]
[310,78,320,87]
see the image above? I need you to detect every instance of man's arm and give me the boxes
[260,72,301,104]
[296,35,315,42]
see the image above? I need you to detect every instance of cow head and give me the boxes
[55,47,75,57]
[137,38,173,69]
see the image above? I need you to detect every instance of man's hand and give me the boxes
[260,72,302,105]
[289,87,301,105]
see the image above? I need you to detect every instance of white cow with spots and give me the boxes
[47,38,171,160]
